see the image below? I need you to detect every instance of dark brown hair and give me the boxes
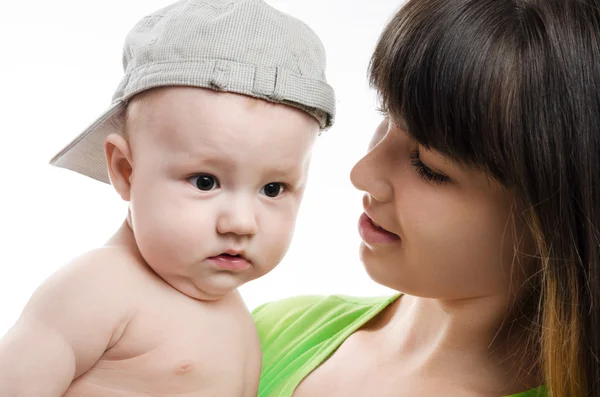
[369,0,600,395]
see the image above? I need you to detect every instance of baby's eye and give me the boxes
[260,183,286,198]
[188,174,220,191]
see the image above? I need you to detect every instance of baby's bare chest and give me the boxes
[65,292,261,397]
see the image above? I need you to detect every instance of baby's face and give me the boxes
[124,87,319,300]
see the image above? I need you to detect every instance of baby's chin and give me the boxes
[160,272,251,301]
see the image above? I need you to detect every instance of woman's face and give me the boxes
[350,118,533,300]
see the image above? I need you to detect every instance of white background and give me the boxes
[0,0,402,336]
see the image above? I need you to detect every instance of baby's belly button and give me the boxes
[175,359,196,375]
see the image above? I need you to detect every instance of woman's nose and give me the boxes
[350,121,394,203]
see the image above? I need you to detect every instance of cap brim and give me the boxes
[49,101,126,184]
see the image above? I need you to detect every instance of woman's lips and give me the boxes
[358,212,401,245]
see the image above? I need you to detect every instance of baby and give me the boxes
[0,0,335,396]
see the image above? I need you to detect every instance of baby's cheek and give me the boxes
[133,203,186,261]
[261,217,295,267]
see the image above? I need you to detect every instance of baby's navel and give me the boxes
[175,360,195,375]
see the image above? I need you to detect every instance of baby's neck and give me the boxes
[104,219,141,256]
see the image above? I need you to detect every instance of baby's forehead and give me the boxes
[127,87,289,134]
[126,87,318,162]
[126,89,240,141]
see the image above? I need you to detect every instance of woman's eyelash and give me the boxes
[409,150,450,184]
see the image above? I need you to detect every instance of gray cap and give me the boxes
[50,0,336,184]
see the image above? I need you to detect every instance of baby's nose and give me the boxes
[216,202,258,237]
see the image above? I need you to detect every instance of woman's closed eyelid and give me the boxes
[420,152,445,170]
[420,148,461,173]
[410,150,451,184]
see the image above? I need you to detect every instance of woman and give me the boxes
[253,0,600,396]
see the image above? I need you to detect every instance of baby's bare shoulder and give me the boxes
[59,246,146,285]
[1,246,148,383]
[26,247,144,319]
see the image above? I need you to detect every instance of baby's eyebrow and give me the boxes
[176,151,238,171]
[267,167,302,181]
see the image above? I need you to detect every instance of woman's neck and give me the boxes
[361,293,541,394]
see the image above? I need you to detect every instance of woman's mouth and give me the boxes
[358,212,401,245]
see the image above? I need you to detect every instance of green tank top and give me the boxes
[252,294,546,397]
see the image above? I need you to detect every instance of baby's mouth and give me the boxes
[207,252,251,271]
[209,252,246,261]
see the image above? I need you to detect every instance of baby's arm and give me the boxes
[0,248,134,397]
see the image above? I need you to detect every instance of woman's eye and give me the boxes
[260,183,286,198]
[188,174,220,191]
[409,150,450,185]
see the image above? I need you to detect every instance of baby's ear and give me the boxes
[105,133,133,201]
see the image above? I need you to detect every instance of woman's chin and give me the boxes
[359,245,403,291]
[359,245,434,297]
